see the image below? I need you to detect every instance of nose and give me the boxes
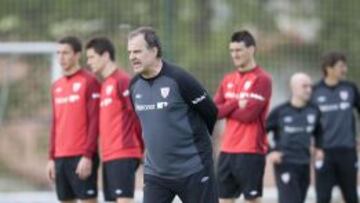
[230,51,236,58]
[307,88,312,94]
[232,53,241,60]
[129,52,135,60]
[59,55,65,62]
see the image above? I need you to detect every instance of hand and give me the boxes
[76,157,92,180]
[238,99,248,109]
[314,148,324,161]
[46,160,56,182]
[268,151,283,164]
[314,148,325,169]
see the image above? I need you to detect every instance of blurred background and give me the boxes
[0,0,359,202]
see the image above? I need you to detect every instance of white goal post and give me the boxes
[0,42,61,81]
[0,42,61,124]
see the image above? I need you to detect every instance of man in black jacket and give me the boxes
[311,52,359,203]
[267,72,323,203]
[127,26,219,203]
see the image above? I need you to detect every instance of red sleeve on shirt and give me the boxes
[117,74,132,111]
[229,75,272,123]
[118,74,144,150]
[214,78,238,118]
[83,79,100,158]
[49,88,56,160]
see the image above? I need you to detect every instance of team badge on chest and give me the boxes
[106,85,114,95]
[339,91,349,101]
[307,114,316,124]
[72,82,81,92]
[160,87,170,98]
[243,80,252,90]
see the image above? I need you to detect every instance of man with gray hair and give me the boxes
[127,26,219,203]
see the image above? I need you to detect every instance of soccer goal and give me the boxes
[0,42,61,80]
[0,42,60,124]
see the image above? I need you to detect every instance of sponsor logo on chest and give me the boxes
[339,90,349,101]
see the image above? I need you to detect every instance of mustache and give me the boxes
[131,59,141,63]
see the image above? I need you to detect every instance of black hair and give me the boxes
[58,36,82,53]
[230,30,256,47]
[85,37,116,61]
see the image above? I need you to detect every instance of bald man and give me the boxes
[266,73,323,203]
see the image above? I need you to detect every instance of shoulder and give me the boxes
[115,68,130,79]
[162,61,200,85]
[163,62,190,78]
[52,76,64,88]
[255,67,272,83]
[80,69,99,85]
[255,66,271,78]
[341,80,357,86]
[79,68,95,78]
[216,71,238,87]
[113,69,131,84]
[222,70,238,80]
[313,80,324,91]
[307,102,321,113]
[270,102,289,115]
[311,81,325,97]
[129,74,141,89]
[51,78,64,95]
[341,80,359,91]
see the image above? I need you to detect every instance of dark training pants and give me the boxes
[315,148,358,203]
[274,163,310,203]
[143,167,219,203]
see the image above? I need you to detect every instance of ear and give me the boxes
[150,47,158,57]
[74,52,81,60]
[325,66,333,74]
[248,46,255,55]
[103,52,110,60]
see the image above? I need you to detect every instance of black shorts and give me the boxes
[217,152,265,200]
[144,167,219,203]
[54,155,99,201]
[274,163,310,203]
[102,158,140,201]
